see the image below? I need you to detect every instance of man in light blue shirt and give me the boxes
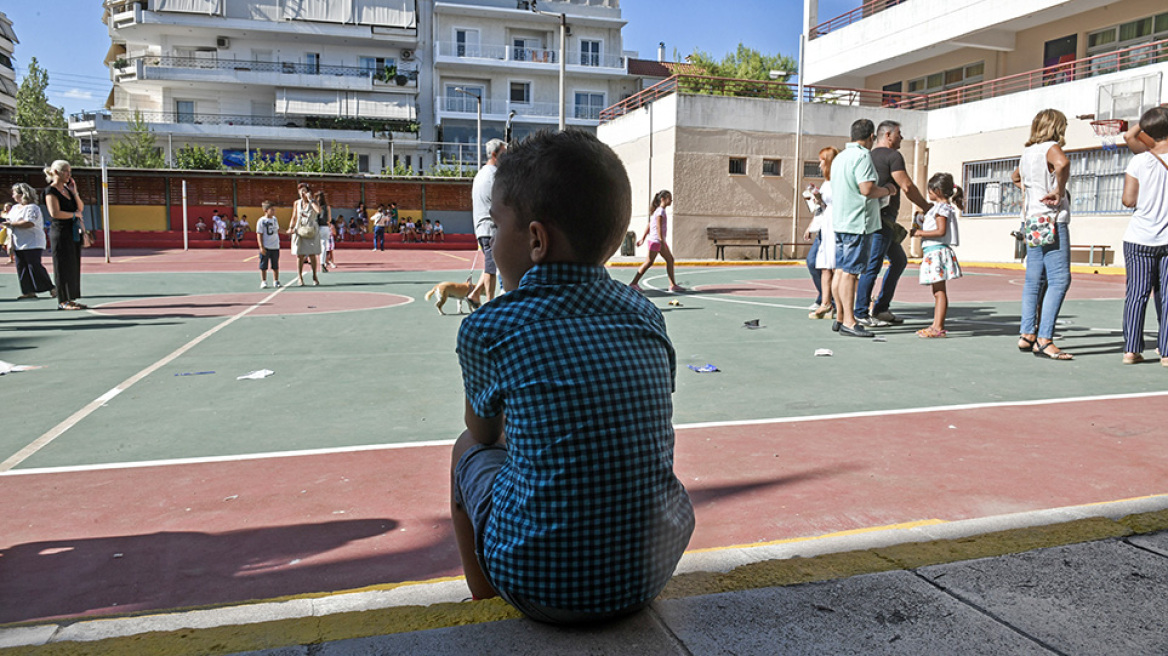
[830,119,897,338]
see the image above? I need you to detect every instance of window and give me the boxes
[455,29,480,58]
[580,40,601,66]
[728,157,746,175]
[510,81,531,104]
[306,52,320,74]
[512,37,541,61]
[762,159,782,176]
[1086,11,1168,76]
[361,57,396,79]
[963,148,1134,216]
[574,92,605,120]
[175,100,195,123]
[803,160,822,178]
[445,84,484,113]
[881,81,903,107]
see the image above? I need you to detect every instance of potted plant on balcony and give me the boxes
[381,63,397,84]
[113,57,128,70]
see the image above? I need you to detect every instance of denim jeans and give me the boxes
[1020,222,1072,340]
[806,233,822,305]
[854,223,907,318]
[373,226,385,250]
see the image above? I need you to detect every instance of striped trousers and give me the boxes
[1122,241,1168,355]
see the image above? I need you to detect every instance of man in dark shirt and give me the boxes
[856,120,933,326]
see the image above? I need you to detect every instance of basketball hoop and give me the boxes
[1091,119,1128,151]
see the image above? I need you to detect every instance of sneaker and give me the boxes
[874,311,905,325]
[839,323,875,338]
[273,280,281,288]
[856,316,890,328]
[629,283,643,292]
[260,281,268,289]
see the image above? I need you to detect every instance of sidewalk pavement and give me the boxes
[4,500,1164,656]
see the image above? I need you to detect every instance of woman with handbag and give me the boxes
[44,160,88,310]
[287,182,322,286]
[1120,107,1168,366]
[1011,109,1072,360]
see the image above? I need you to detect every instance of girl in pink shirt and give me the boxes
[629,190,684,292]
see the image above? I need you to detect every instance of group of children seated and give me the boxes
[396,218,444,243]
[194,212,249,247]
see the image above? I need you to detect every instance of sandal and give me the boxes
[808,305,834,320]
[1034,341,1073,360]
[17,293,37,300]
[916,327,947,338]
[1017,335,1036,352]
[58,302,84,311]
[1122,353,1145,365]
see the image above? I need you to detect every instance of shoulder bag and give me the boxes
[1020,179,1056,248]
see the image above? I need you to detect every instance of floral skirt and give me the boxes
[919,245,962,285]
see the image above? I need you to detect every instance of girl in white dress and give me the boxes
[808,147,839,319]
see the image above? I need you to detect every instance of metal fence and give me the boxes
[962,148,1134,217]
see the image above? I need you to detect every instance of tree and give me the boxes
[108,111,165,168]
[174,144,225,170]
[686,44,797,100]
[14,58,82,166]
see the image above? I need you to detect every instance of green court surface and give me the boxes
[2,261,1165,472]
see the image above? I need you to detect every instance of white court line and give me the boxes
[6,389,1168,477]
[0,286,288,473]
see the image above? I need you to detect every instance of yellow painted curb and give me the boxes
[5,508,1163,656]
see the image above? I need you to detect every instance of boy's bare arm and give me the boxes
[464,399,504,446]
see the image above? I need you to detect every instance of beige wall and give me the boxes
[865,0,1168,95]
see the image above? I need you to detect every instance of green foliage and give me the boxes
[14,58,82,166]
[174,144,226,170]
[108,111,165,169]
[0,148,23,165]
[247,142,357,174]
[427,164,475,178]
[685,44,797,100]
[384,160,416,177]
[249,152,296,173]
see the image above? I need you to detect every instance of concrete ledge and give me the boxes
[3,495,1165,656]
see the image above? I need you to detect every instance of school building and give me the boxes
[599,0,1168,266]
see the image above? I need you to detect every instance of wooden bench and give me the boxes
[707,227,770,260]
[1070,244,1111,266]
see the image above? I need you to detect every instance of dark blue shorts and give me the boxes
[259,248,280,271]
[478,236,497,275]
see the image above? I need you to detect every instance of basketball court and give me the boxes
[1,249,1166,625]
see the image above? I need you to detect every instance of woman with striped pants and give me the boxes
[1120,107,1168,366]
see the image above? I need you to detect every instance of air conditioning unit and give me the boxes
[400,49,414,61]
[216,36,230,49]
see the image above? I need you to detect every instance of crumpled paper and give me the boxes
[237,369,275,380]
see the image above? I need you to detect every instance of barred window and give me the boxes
[728,157,746,175]
[762,159,782,176]
[962,148,1133,216]
[803,160,822,178]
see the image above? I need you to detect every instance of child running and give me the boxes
[910,172,964,338]
[628,190,684,292]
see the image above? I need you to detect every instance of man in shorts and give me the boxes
[256,201,281,288]
[830,119,898,338]
[468,139,507,302]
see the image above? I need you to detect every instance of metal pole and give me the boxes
[558,15,566,131]
[168,133,173,167]
[182,180,189,251]
[790,33,806,253]
[245,136,251,172]
[475,96,482,169]
[101,159,111,263]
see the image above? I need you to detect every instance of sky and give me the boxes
[4,0,858,117]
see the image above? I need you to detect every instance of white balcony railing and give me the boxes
[436,41,623,69]
[438,96,602,122]
[115,55,419,89]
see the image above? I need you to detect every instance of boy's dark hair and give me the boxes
[494,129,631,264]
[1139,107,1168,141]
[851,119,876,142]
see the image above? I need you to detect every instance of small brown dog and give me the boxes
[424,281,481,315]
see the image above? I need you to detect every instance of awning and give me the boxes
[153,0,223,14]
[355,0,414,28]
[277,89,414,121]
[104,43,127,65]
[277,89,343,116]
[104,88,116,110]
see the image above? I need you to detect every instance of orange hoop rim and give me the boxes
[1090,119,1128,137]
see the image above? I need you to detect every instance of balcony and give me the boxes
[113,55,418,91]
[438,96,603,123]
[435,41,624,72]
[69,109,419,139]
[810,0,907,40]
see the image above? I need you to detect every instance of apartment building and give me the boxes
[0,11,17,151]
[805,0,1168,264]
[431,0,628,150]
[72,0,424,173]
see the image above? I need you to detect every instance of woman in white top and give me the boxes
[1011,109,1073,360]
[6,183,55,299]
[806,147,839,319]
[286,182,323,285]
[1120,107,1168,366]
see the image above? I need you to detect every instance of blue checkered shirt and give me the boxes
[457,262,695,612]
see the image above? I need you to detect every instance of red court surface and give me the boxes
[2,394,1165,624]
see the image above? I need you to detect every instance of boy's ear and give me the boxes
[528,220,551,263]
